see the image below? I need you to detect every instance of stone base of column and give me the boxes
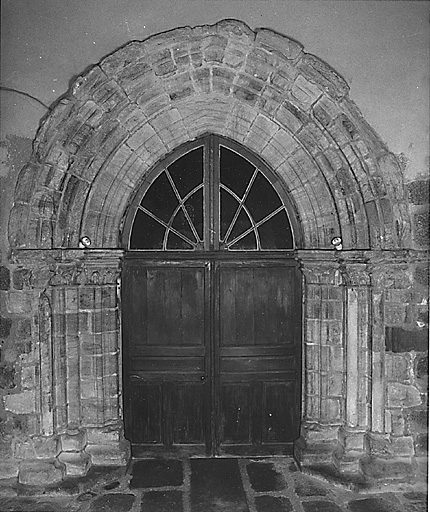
[84,424,131,466]
[58,451,92,477]
[360,432,418,484]
[332,427,367,473]
[294,422,339,466]
[18,460,64,486]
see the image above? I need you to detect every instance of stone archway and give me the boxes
[7,20,419,484]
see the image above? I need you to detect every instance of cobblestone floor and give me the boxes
[0,458,427,512]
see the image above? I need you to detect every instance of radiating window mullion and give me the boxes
[225,205,257,249]
[254,206,285,229]
[223,170,258,243]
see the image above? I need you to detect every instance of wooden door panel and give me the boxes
[217,263,301,450]
[123,261,209,450]
[220,385,252,444]
[171,383,208,444]
[126,384,163,444]
[263,382,300,442]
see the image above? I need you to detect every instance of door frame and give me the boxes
[122,251,302,457]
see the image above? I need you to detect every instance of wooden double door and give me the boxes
[123,256,301,457]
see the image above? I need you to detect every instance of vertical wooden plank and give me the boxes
[172,383,207,443]
[253,268,270,346]
[220,385,251,444]
[127,384,162,444]
[181,268,205,346]
[251,381,263,445]
[164,269,182,346]
[235,268,255,346]
[220,267,236,347]
[263,382,298,443]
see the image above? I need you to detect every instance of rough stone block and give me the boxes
[14,436,59,460]
[18,461,64,486]
[414,265,429,288]
[291,75,322,111]
[59,431,86,452]
[255,29,303,60]
[85,440,130,466]
[3,390,36,414]
[0,460,20,480]
[58,451,91,477]
[0,316,13,338]
[385,326,429,352]
[6,292,33,314]
[385,353,409,381]
[360,457,415,483]
[275,101,306,134]
[0,266,11,290]
[298,54,349,101]
[407,180,429,206]
[413,212,430,247]
[86,425,123,445]
[387,382,422,408]
[16,318,31,339]
[391,436,415,456]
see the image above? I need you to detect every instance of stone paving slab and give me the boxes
[0,457,427,512]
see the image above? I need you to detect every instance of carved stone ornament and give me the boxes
[49,263,120,286]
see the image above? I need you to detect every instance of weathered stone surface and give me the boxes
[255,495,294,512]
[293,473,329,497]
[0,266,11,290]
[407,180,430,206]
[59,431,86,452]
[247,462,286,492]
[387,382,422,408]
[6,292,33,314]
[130,459,183,489]
[0,459,20,479]
[140,491,182,512]
[0,364,15,389]
[360,457,415,482]
[255,28,303,60]
[413,212,430,247]
[302,500,342,512]
[14,437,59,460]
[18,461,64,486]
[385,326,429,352]
[16,318,31,339]
[0,316,12,338]
[3,390,36,414]
[85,441,130,466]
[58,451,91,477]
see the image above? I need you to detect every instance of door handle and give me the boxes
[200,375,206,381]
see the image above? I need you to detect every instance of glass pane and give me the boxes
[141,171,178,223]
[258,210,293,249]
[229,231,257,250]
[227,208,252,244]
[168,147,203,198]
[220,146,255,199]
[245,172,282,223]
[185,188,203,240]
[130,209,165,249]
[220,188,240,240]
[167,231,193,250]
[172,208,196,244]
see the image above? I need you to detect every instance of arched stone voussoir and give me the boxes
[9,19,411,251]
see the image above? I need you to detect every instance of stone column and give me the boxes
[47,249,130,474]
[336,256,371,472]
[295,250,345,465]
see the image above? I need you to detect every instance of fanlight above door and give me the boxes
[125,136,295,251]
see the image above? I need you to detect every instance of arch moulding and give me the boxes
[7,20,419,484]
